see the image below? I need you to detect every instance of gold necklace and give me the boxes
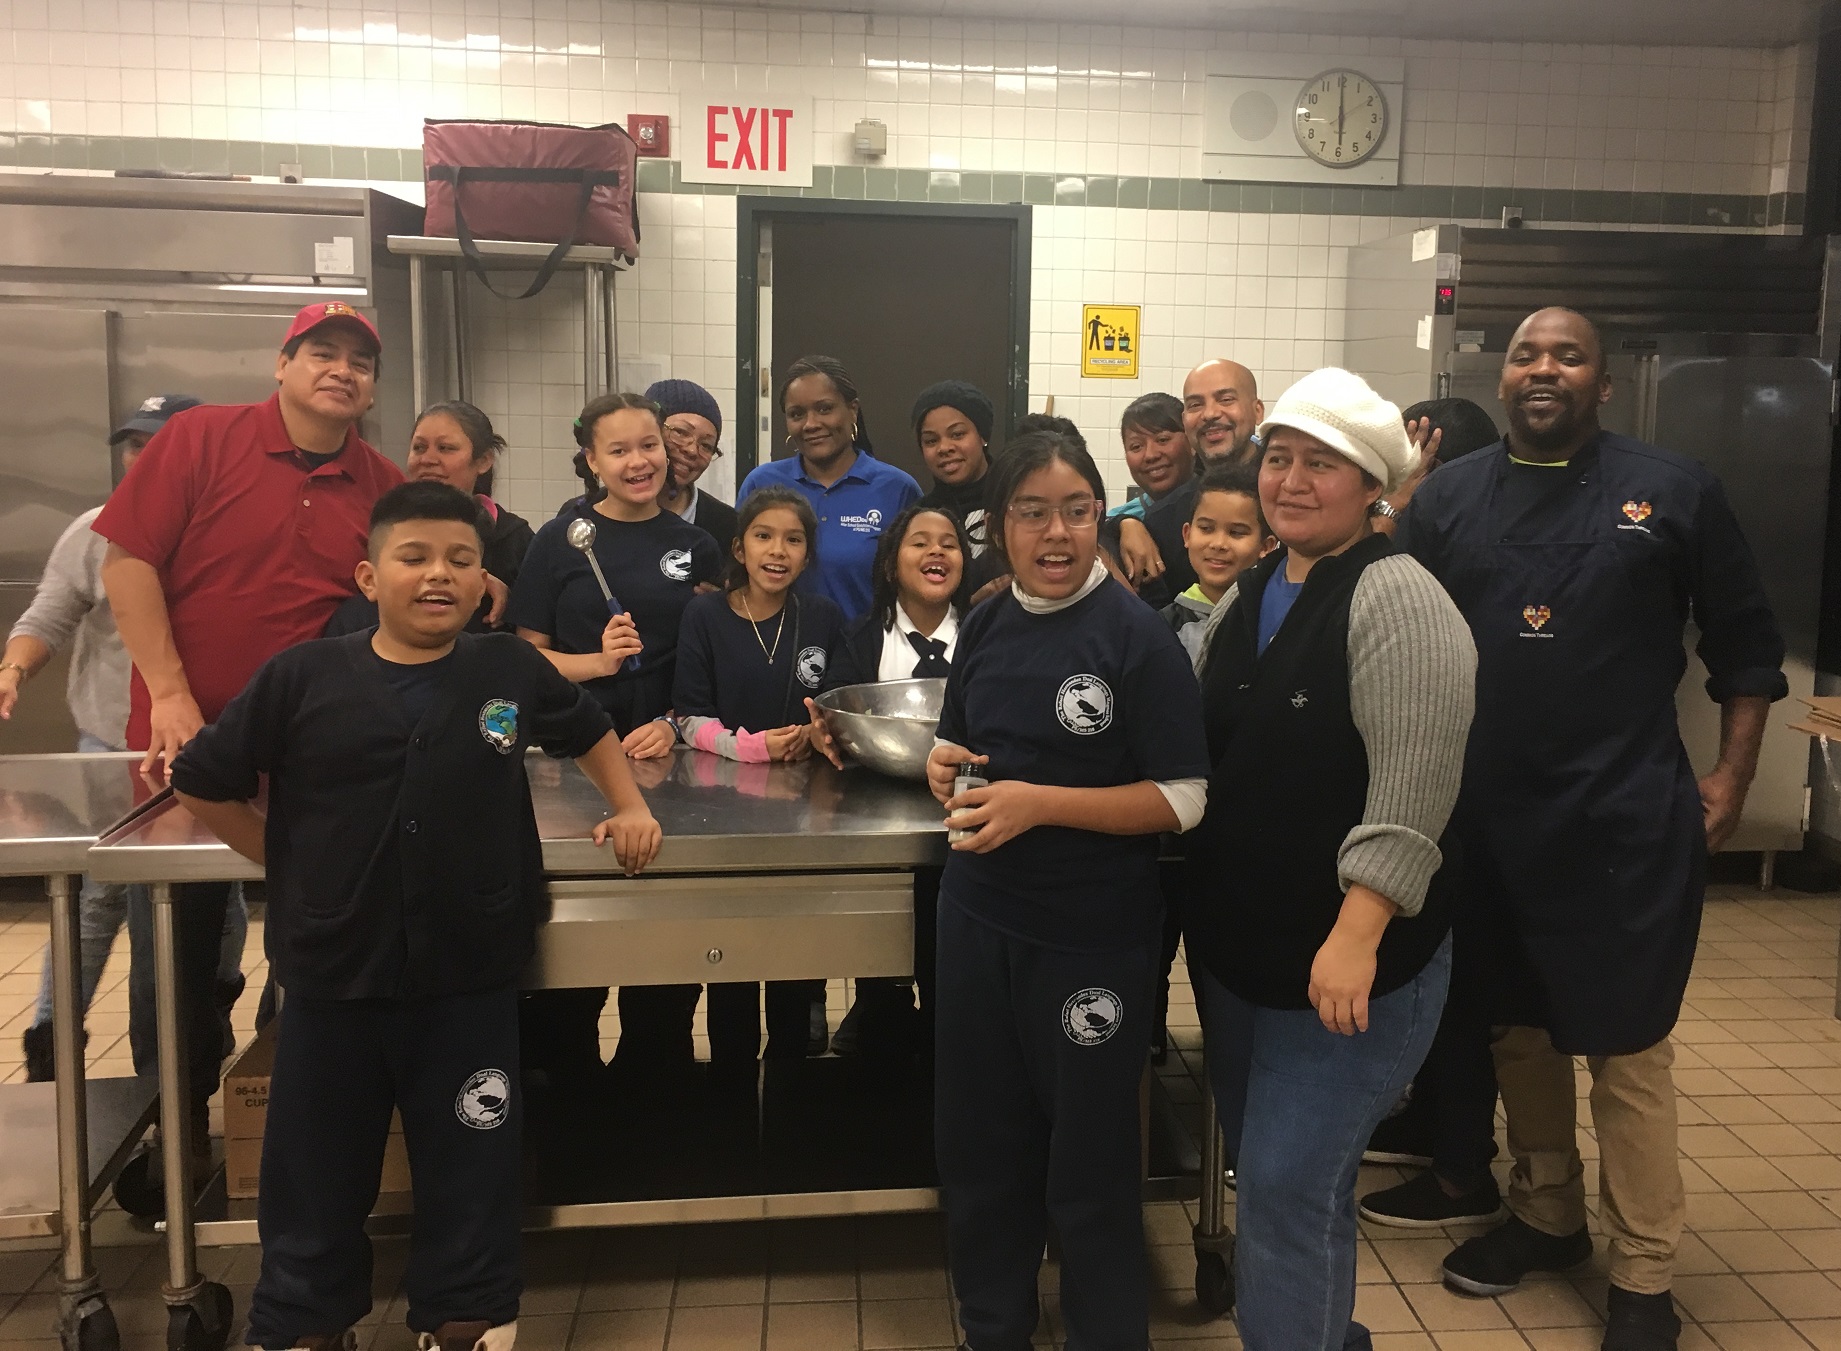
[739,591,787,664]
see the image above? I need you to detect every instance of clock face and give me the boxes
[1294,69,1387,167]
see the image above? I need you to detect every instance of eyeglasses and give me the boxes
[663,421,722,459]
[1008,497,1100,528]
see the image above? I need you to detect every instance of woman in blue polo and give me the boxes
[736,355,920,622]
[926,429,1208,1351]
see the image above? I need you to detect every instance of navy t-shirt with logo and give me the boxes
[937,579,1210,951]
[673,589,847,733]
[505,505,722,716]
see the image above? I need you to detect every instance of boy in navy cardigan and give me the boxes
[172,481,661,1351]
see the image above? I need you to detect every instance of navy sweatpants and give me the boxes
[935,894,1156,1351]
[247,987,523,1347]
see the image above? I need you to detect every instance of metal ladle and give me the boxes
[565,516,641,672]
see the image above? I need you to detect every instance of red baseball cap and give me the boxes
[282,300,381,353]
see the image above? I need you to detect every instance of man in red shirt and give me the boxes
[96,300,402,1155]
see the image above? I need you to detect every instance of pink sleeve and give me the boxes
[734,728,771,762]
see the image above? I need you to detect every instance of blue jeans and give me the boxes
[30,734,248,1076]
[1199,935,1452,1351]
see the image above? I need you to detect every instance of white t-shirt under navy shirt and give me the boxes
[736,451,921,623]
[504,505,722,716]
[936,578,1210,951]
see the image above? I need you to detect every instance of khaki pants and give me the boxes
[1492,1025,1684,1295]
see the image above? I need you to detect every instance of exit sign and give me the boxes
[679,86,813,188]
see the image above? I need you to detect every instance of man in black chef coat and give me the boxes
[1396,307,1785,1351]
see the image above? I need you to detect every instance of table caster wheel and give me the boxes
[1194,1247,1234,1317]
[60,1295,120,1351]
[165,1283,233,1351]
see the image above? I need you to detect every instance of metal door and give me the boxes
[749,206,1025,485]
[0,308,113,753]
[1658,354,1833,853]
[111,310,301,424]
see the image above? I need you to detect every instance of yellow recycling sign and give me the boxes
[1082,304,1140,379]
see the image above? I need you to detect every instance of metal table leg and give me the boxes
[1191,1075,1234,1318]
[150,883,233,1351]
[51,872,119,1351]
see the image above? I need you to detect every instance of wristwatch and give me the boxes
[1370,499,1400,521]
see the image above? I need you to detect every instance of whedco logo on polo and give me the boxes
[1062,988,1123,1046]
[659,548,694,581]
[455,1068,511,1130]
[1056,674,1113,735]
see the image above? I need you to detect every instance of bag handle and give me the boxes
[428,165,621,300]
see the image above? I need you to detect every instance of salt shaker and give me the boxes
[947,762,988,844]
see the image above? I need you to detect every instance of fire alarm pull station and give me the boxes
[629,115,670,157]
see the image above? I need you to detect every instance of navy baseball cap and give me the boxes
[111,393,203,444]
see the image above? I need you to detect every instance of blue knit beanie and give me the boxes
[645,378,722,441]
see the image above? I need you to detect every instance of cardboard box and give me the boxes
[223,1022,411,1200]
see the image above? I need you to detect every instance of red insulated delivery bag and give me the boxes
[423,118,641,298]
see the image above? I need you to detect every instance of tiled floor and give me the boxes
[0,884,1839,1349]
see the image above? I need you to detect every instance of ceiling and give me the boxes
[736,0,1835,46]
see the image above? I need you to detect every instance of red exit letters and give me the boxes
[705,104,795,172]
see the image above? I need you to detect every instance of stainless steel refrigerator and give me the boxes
[1345,226,1839,863]
[0,174,421,752]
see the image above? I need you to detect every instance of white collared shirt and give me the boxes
[877,603,961,681]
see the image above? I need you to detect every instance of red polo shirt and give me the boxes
[93,395,403,750]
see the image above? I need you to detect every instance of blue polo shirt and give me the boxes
[737,451,921,622]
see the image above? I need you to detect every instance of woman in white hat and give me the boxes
[1182,368,1477,1349]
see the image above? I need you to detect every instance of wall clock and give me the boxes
[1293,69,1388,168]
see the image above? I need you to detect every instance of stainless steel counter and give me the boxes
[87,749,949,884]
[0,753,160,878]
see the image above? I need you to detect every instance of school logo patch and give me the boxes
[1521,605,1551,632]
[478,699,519,754]
[796,645,828,689]
[455,1068,511,1130]
[1062,988,1123,1046]
[1290,689,1309,708]
[1622,500,1652,525]
[1056,674,1113,735]
[658,548,694,582]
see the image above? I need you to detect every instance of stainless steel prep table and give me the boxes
[87,750,1225,1333]
[86,750,951,1251]
[0,753,166,1351]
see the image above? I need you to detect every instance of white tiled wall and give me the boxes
[2,0,1815,508]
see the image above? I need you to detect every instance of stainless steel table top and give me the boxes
[88,749,948,884]
[0,753,160,877]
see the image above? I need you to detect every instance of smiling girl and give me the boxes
[505,392,722,1083]
[924,430,1209,1351]
[673,486,843,1064]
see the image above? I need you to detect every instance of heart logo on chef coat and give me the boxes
[1522,605,1551,631]
[1622,500,1652,524]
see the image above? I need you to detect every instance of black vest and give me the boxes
[1185,535,1456,1010]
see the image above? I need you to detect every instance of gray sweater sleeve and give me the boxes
[10,510,103,653]
[1339,555,1476,916]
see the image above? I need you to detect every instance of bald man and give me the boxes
[1126,358,1265,604]
[1395,308,1785,1351]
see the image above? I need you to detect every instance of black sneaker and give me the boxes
[21,1022,55,1082]
[1602,1286,1680,1351]
[1442,1216,1592,1296]
[1362,1109,1433,1166]
[1360,1170,1505,1229]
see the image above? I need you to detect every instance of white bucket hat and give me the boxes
[1257,368,1417,493]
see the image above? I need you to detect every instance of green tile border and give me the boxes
[2,134,1802,230]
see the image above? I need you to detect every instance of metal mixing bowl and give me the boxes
[814,678,946,780]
